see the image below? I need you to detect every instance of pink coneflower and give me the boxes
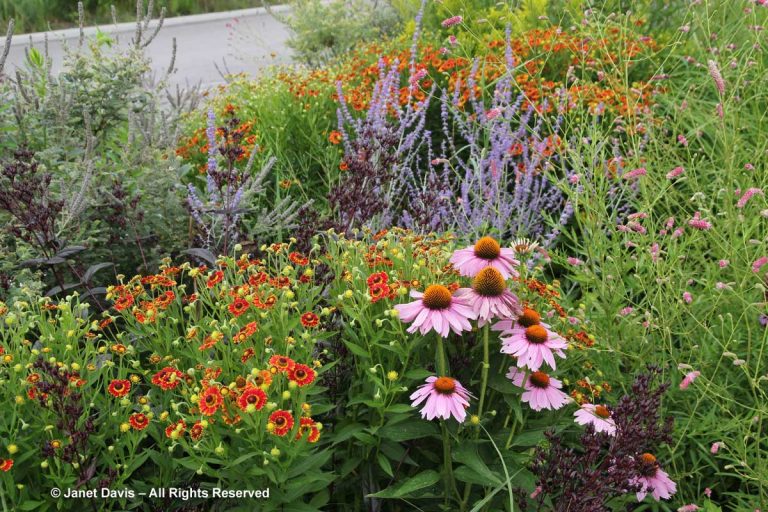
[507,368,570,411]
[573,403,616,435]
[500,323,567,371]
[450,236,520,279]
[667,166,685,179]
[394,284,476,337]
[737,188,763,208]
[688,211,712,230]
[456,267,521,325]
[708,60,726,95]
[634,453,677,501]
[752,256,768,273]
[441,15,463,28]
[680,370,700,390]
[410,376,473,422]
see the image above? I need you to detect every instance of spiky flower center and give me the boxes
[518,307,541,327]
[594,405,611,418]
[529,371,550,388]
[422,285,453,310]
[434,376,456,394]
[525,325,548,344]
[474,236,501,260]
[640,453,656,465]
[639,452,658,476]
[472,267,506,297]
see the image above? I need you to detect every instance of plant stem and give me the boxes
[477,324,490,419]
[436,333,447,376]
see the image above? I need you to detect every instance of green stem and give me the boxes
[477,324,490,419]
[441,421,458,506]
[436,333,447,376]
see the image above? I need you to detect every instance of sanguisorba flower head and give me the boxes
[456,267,521,326]
[499,319,567,371]
[410,376,473,422]
[394,284,476,337]
[507,367,570,411]
[573,403,617,435]
[633,453,677,502]
[450,236,520,279]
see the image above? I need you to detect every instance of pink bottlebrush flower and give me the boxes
[678,134,688,146]
[456,267,521,326]
[678,505,700,512]
[507,368,570,411]
[573,403,616,435]
[441,15,463,28]
[623,167,648,179]
[448,35,458,46]
[650,243,660,262]
[683,291,693,304]
[666,217,676,229]
[672,227,685,238]
[711,441,723,454]
[688,212,712,230]
[667,166,685,179]
[745,163,755,171]
[450,236,520,279]
[634,453,677,501]
[719,259,730,268]
[752,256,768,273]
[627,212,648,220]
[708,60,726,95]
[500,323,567,371]
[567,257,583,266]
[410,376,473,422]
[680,370,701,390]
[737,187,763,208]
[704,488,712,497]
[485,107,502,120]
[620,306,634,316]
[408,68,427,87]
[394,285,476,338]
[569,173,581,184]
[716,102,724,118]
[530,486,542,499]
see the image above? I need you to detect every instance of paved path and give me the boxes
[4,6,293,88]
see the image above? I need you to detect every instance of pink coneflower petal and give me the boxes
[410,376,473,422]
[508,368,570,411]
[394,285,476,338]
[450,237,519,279]
[500,324,567,371]
[573,403,616,435]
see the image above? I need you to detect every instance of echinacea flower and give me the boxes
[573,403,616,435]
[410,376,473,422]
[507,368,570,411]
[456,267,521,325]
[268,410,294,436]
[107,379,131,398]
[500,322,567,371]
[237,386,267,412]
[633,453,677,501]
[394,284,476,337]
[450,236,519,279]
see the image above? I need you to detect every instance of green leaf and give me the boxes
[366,470,441,498]
[377,452,394,477]
[343,340,370,358]
[453,443,502,486]
[379,420,438,442]
[17,501,46,511]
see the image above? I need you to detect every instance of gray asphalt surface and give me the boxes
[3,6,293,88]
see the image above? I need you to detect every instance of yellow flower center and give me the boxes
[594,405,611,418]
[518,307,541,327]
[434,376,456,394]
[525,325,548,344]
[529,371,550,388]
[422,285,453,310]
[472,267,506,297]
[474,236,501,260]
